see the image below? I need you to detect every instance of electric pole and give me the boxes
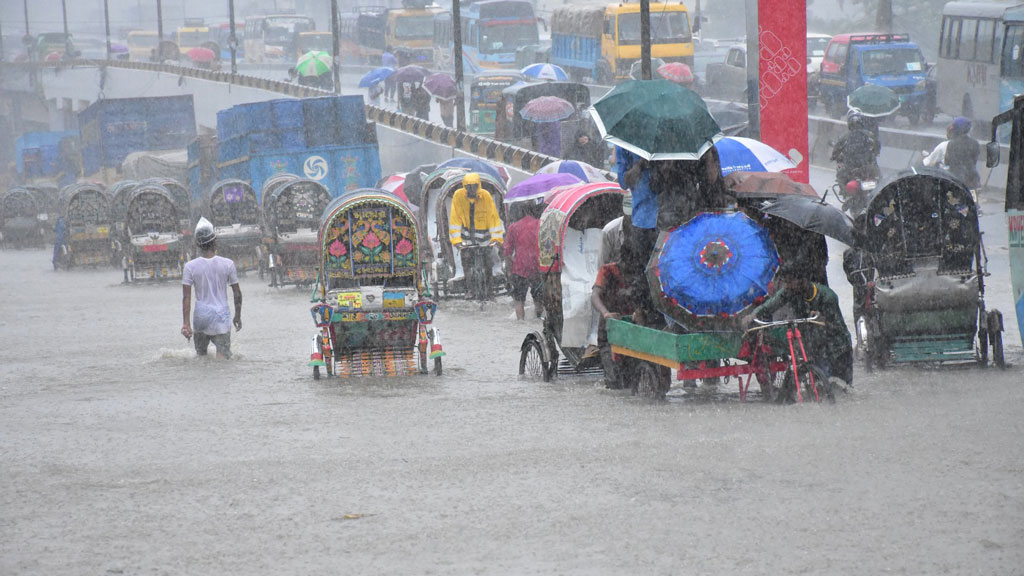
[876,0,893,33]
[157,0,164,57]
[331,0,340,93]
[61,0,71,57]
[453,0,465,131]
[104,0,112,60]
[640,0,651,80]
[229,0,237,74]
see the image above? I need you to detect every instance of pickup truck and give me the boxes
[703,44,747,102]
[818,33,930,125]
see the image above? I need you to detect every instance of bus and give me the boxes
[176,19,212,54]
[338,3,447,67]
[244,14,315,63]
[458,0,540,73]
[936,1,1024,126]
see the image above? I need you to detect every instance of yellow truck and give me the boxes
[386,3,447,67]
[126,30,159,61]
[550,2,694,84]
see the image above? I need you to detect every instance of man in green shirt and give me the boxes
[747,268,854,387]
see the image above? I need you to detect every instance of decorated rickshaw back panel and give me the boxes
[322,200,419,282]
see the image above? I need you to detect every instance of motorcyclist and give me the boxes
[449,172,504,299]
[832,112,881,190]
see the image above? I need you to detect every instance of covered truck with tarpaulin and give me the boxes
[211,96,382,206]
[78,95,197,184]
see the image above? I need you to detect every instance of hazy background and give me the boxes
[0,0,948,62]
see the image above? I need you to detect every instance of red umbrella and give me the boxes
[186,47,216,63]
[657,62,694,85]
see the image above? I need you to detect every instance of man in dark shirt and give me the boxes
[746,268,853,387]
[944,116,980,189]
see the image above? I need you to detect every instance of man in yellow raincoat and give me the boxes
[449,172,504,299]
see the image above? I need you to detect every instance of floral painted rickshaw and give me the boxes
[309,188,443,379]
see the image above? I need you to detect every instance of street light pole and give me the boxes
[640,0,651,80]
[61,0,71,58]
[228,0,237,74]
[104,0,112,60]
[330,0,340,93]
[452,0,465,131]
[157,0,164,55]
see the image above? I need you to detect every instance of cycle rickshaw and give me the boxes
[419,167,509,299]
[517,181,624,381]
[205,179,262,273]
[139,177,192,237]
[308,188,443,379]
[122,183,187,281]
[848,168,1005,369]
[604,211,835,402]
[262,176,332,287]
[1,187,46,248]
[54,182,113,269]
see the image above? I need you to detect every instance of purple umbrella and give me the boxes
[392,65,430,85]
[423,73,457,100]
[519,96,575,123]
[505,173,582,204]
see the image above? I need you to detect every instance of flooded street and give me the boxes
[1,242,1022,575]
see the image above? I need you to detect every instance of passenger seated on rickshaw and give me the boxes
[449,172,504,299]
[592,245,637,389]
[746,265,854,387]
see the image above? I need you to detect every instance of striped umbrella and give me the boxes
[521,63,569,82]
[296,50,331,77]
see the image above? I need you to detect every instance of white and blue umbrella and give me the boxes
[521,63,569,82]
[714,136,796,176]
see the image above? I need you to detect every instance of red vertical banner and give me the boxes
[758,1,809,183]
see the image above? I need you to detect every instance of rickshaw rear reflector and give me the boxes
[309,335,326,367]
[429,329,445,359]
[142,244,168,252]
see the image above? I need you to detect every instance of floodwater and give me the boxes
[2,150,1023,574]
[2,232,1022,575]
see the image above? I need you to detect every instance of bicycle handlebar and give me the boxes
[746,313,824,334]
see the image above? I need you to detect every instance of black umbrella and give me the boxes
[760,195,855,246]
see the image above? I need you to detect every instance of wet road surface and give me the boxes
[1,242,1022,574]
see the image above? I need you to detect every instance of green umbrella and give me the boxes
[296,50,332,77]
[847,84,901,117]
[589,79,722,161]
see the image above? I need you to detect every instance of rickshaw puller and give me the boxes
[745,266,853,387]
[449,172,504,299]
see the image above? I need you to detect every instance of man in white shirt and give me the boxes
[181,218,242,359]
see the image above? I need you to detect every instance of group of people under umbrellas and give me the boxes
[361,49,457,127]
[588,80,853,392]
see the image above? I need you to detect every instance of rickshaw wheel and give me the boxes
[634,362,669,400]
[754,364,786,402]
[780,362,831,404]
[991,331,1005,369]
[519,338,548,381]
[867,316,888,370]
